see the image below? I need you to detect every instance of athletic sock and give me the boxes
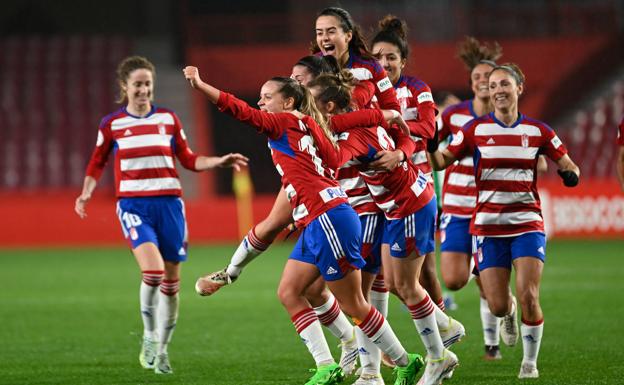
[157,279,179,355]
[357,306,408,367]
[408,294,444,359]
[481,297,500,346]
[291,308,334,366]
[226,226,271,278]
[140,270,163,340]
[521,319,544,365]
[313,293,353,342]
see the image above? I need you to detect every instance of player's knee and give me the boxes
[518,289,540,314]
[488,297,511,317]
[443,274,469,291]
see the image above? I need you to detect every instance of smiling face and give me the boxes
[291,65,315,86]
[257,81,290,113]
[489,69,523,114]
[315,15,352,62]
[122,68,153,111]
[372,41,405,84]
[470,63,494,101]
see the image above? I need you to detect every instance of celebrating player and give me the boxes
[617,117,624,191]
[184,66,424,385]
[429,63,580,379]
[74,56,247,374]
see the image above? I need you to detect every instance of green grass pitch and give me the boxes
[1,240,623,384]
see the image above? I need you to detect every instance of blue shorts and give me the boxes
[116,196,188,262]
[474,232,546,271]
[289,203,366,281]
[383,196,437,258]
[440,214,472,255]
[360,213,384,274]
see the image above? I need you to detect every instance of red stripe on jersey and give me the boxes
[121,168,178,181]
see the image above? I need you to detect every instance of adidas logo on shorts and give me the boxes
[391,242,402,252]
[326,266,338,275]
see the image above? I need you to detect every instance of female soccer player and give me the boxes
[184,66,423,385]
[437,37,506,360]
[74,56,248,375]
[617,117,624,191]
[309,70,463,385]
[429,63,580,379]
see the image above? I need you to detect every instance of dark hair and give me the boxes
[311,7,375,61]
[307,69,356,112]
[294,55,340,78]
[371,15,409,60]
[457,36,502,71]
[268,77,335,145]
[490,62,526,85]
[116,56,155,103]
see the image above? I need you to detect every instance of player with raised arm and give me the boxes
[185,65,424,385]
[74,56,248,375]
[429,63,580,379]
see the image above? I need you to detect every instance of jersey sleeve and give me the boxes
[446,122,473,160]
[305,117,353,170]
[539,125,568,161]
[618,117,624,146]
[372,68,400,112]
[351,81,376,110]
[387,124,416,159]
[404,85,437,140]
[84,118,114,181]
[171,112,199,171]
[438,107,453,142]
[217,92,285,140]
[330,109,385,133]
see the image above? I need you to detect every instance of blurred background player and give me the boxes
[429,62,580,379]
[185,65,425,385]
[617,117,624,191]
[436,36,505,360]
[74,56,248,375]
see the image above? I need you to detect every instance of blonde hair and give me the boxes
[116,56,156,104]
[308,69,356,112]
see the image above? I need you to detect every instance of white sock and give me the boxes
[355,324,381,375]
[521,320,544,366]
[140,271,163,340]
[481,297,500,346]
[313,293,353,342]
[157,280,179,355]
[358,306,408,367]
[226,227,270,278]
[432,299,451,330]
[408,295,444,359]
[370,288,389,317]
[292,308,334,366]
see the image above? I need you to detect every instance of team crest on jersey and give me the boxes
[158,124,166,135]
[521,133,529,148]
[129,227,138,241]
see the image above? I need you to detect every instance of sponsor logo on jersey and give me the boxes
[129,227,138,241]
[377,77,393,93]
[521,133,529,148]
[551,135,562,149]
[417,91,434,104]
[319,187,347,203]
[451,130,464,146]
[391,242,402,252]
[337,132,350,141]
[124,129,133,136]
[326,266,338,275]
[487,137,496,145]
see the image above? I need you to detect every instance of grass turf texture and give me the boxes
[1,240,623,385]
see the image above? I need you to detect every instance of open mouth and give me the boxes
[323,44,336,56]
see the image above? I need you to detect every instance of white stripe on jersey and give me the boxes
[285,184,297,201]
[349,67,373,81]
[458,157,474,166]
[474,123,541,137]
[349,195,375,207]
[120,155,174,171]
[480,168,534,182]
[117,134,172,150]
[367,183,389,197]
[111,113,175,131]
[318,213,345,259]
[119,177,181,192]
[292,203,309,222]
[450,114,473,128]
[443,192,477,208]
[478,190,536,204]
[395,87,412,99]
[411,151,428,165]
[475,211,542,225]
[341,158,361,168]
[447,173,475,186]
[377,199,398,213]
[479,146,539,160]
[340,176,366,191]
[403,107,419,121]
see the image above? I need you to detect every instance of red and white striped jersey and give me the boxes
[329,110,416,216]
[439,100,480,217]
[331,113,433,219]
[85,106,199,198]
[617,117,624,146]
[346,50,401,112]
[447,113,568,237]
[217,92,347,227]
[394,74,438,175]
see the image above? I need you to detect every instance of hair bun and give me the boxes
[378,15,407,40]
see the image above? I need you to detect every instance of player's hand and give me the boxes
[369,149,405,171]
[74,194,91,219]
[183,66,202,88]
[557,169,579,187]
[382,110,410,135]
[218,153,249,172]
[426,131,439,153]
